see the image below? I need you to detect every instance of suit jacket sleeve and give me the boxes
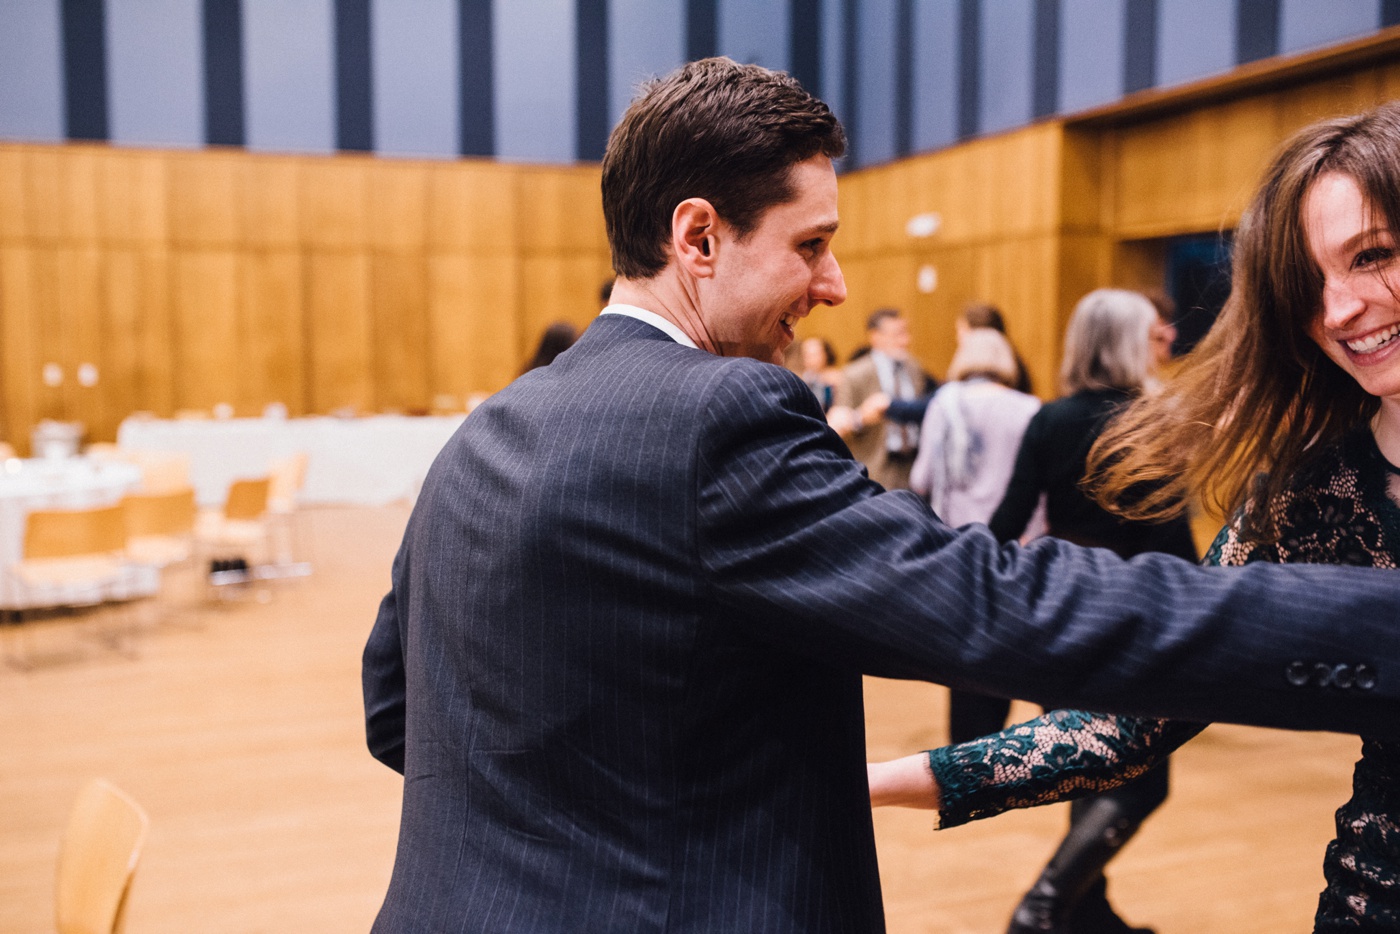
[363,540,409,773]
[693,360,1400,739]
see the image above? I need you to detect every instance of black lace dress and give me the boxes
[928,427,1400,931]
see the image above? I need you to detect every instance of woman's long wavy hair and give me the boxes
[1089,102,1400,541]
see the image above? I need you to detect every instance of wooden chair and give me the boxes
[7,504,132,665]
[267,452,311,569]
[123,487,197,568]
[55,778,149,934]
[195,478,273,598]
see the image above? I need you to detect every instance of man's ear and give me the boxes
[672,198,719,279]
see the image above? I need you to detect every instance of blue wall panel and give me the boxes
[820,0,846,131]
[912,0,958,152]
[1157,0,1235,87]
[978,0,1034,135]
[108,0,203,148]
[1060,0,1124,113]
[244,0,335,153]
[855,0,898,165]
[1280,0,1380,54]
[0,0,64,142]
[372,0,458,158]
[495,0,575,163]
[608,0,684,129]
[718,0,788,70]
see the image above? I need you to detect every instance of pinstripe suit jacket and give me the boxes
[364,313,1400,933]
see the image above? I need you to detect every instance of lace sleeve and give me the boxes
[927,710,1206,829]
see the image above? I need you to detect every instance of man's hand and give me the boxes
[857,392,891,426]
[867,753,941,809]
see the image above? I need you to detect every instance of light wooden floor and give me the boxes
[0,504,1358,933]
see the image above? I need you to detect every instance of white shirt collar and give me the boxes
[599,304,699,350]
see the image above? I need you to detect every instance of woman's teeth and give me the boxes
[1347,323,1400,354]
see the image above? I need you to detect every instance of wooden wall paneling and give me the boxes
[1210,96,1282,228]
[366,161,427,252]
[23,147,100,244]
[861,164,912,255]
[304,252,373,413]
[427,161,519,252]
[240,251,306,415]
[1111,238,1170,294]
[103,249,174,429]
[974,237,1061,396]
[515,167,606,254]
[1059,127,1105,231]
[0,248,41,449]
[300,158,369,250]
[904,151,957,246]
[517,252,613,361]
[171,251,241,412]
[984,125,1061,239]
[428,254,520,398]
[0,149,26,243]
[46,248,108,437]
[1380,58,1400,98]
[168,153,241,248]
[240,157,301,249]
[1276,69,1384,137]
[902,248,962,380]
[835,171,871,259]
[97,151,168,246]
[369,252,428,412]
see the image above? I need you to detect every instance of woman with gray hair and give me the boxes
[974,288,1196,934]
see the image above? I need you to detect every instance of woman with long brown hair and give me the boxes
[869,100,1400,933]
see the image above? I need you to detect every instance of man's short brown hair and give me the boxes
[601,57,846,280]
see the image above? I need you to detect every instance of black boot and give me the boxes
[1005,795,1153,934]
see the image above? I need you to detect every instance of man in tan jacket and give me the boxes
[836,308,931,490]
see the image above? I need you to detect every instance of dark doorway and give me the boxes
[1165,233,1233,356]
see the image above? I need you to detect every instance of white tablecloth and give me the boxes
[0,458,158,610]
[116,415,467,507]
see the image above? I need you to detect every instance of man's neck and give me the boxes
[609,275,717,355]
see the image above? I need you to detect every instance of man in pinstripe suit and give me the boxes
[363,58,1400,933]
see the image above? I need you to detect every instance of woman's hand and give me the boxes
[867,753,941,809]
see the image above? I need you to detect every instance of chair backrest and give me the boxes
[55,778,149,934]
[267,452,308,513]
[24,505,127,560]
[223,477,271,521]
[123,487,197,538]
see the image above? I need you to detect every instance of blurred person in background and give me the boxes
[799,336,845,412]
[958,302,1034,395]
[520,321,579,375]
[837,308,931,489]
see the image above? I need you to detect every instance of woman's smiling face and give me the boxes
[1304,172,1400,403]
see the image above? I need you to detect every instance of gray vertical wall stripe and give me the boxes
[1281,0,1382,54]
[608,0,683,129]
[789,0,822,97]
[108,0,202,148]
[912,0,957,152]
[687,0,717,60]
[1061,0,1123,113]
[495,0,575,163]
[1123,0,1157,94]
[244,0,335,154]
[957,0,980,139]
[203,0,245,146]
[856,0,897,165]
[1157,0,1234,87]
[841,0,858,164]
[61,0,109,140]
[0,0,1395,168]
[0,0,64,142]
[1237,0,1281,64]
[372,0,458,159]
[335,0,373,151]
[1032,0,1060,118]
[980,0,1034,136]
[894,0,913,157]
[458,0,493,156]
[719,0,789,71]
[576,0,609,161]
[819,0,845,140]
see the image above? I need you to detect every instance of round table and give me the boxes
[0,457,158,610]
